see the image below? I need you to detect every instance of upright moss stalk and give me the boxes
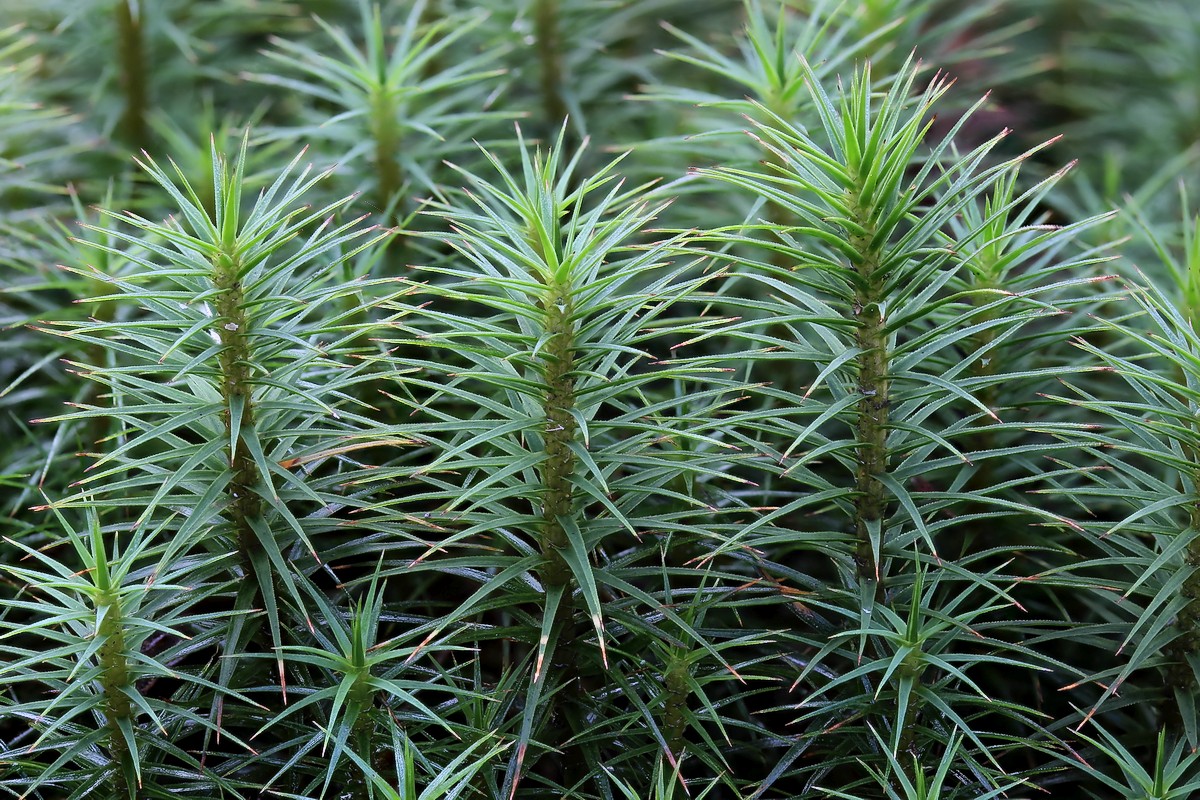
[362,0,405,223]
[1166,215,1200,711]
[1059,253,1200,742]
[963,295,1000,496]
[114,0,148,149]
[702,59,1013,590]
[661,651,690,760]
[534,0,568,133]
[249,0,505,229]
[418,0,446,79]
[211,249,263,569]
[531,232,584,787]
[701,57,1060,788]
[347,613,379,800]
[1165,255,1200,714]
[849,222,889,589]
[48,138,387,701]
[1167,498,1200,703]
[97,588,134,796]
[954,174,1033,506]
[538,276,578,592]
[368,87,403,225]
[386,135,744,795]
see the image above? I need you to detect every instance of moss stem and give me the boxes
[850,221,890,592]
[349,674,376,800]
[532,240,584,783]
[539,280,577,593]
[114,0,148,150]
[211,250,263,568]
[962,298,999,515]
[97,591,133,796]
[1165,486,1200,724]
[534,0,568,134]
[418,0,446,79]
[662,654,689,760]
[369,88,403,225]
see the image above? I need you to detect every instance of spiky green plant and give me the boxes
[681,54,1114,793]
[30,134,391,714]
[1051,198,1200,749]
[10,0,302,154]
[4,1,1200,797]
[0,507,252,798]
[246,0,506,224]
[352,130,763,796]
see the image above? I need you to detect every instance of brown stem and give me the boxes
[538,280,577,593]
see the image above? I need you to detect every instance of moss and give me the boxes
[538,280,578,592]
[114,0,148,149]
[848,213,890,592]
[534,0,568,134]
[97,591,133,796]
[211,250,263,570]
